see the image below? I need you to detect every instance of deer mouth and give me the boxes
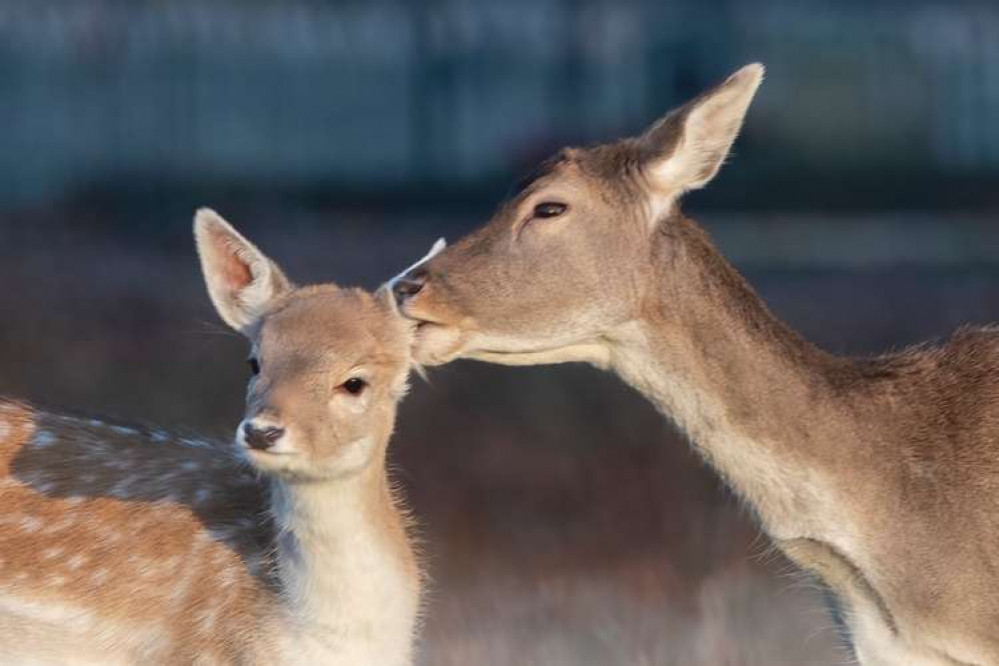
[402,313,471,366]
[407,316,610,368]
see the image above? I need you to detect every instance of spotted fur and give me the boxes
[0,211,421,665]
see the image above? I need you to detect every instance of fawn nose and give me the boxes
[242,422,285,451]
[392,268,427,303]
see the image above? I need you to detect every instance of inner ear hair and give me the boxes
[641,63,764,199]
[194,208,292,332]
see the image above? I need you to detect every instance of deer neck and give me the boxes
[606,218,851,538]
[267,444,417,656]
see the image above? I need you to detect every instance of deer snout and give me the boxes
[241,421,285,451]
[392,267,427,303]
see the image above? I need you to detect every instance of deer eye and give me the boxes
[248,357,261,376]
[533,202,567,219]
[342,377,367,395]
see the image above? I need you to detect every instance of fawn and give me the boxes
[393,63,999,665]
[0,210,420,664]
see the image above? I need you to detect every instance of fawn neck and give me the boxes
[268,436,417,657]
[607,217,858,538]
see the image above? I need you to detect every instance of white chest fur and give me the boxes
[269,480,418,666]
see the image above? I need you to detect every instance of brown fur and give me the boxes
[0,212,422,664]
[396,64,998,665]
[0,399,280,662]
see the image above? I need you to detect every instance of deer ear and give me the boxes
[193,208,292,332]
[640,63,763,207]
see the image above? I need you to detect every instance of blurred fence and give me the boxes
[1,0,999,207]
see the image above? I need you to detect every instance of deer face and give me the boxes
[196,211,412,481]
[394,64,764,367]
[396,152,649,367]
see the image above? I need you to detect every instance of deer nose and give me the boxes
[242,422,285,451]
[392,268,427,302]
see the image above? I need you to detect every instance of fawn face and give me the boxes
[394,64,764,367]
[196,210,412,480]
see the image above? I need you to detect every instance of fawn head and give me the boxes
[195,210,412,480]
[394,64,763,367]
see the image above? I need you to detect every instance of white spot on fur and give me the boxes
[42,547,63,560]
[236,516,257,530]
[0,596,94,632]
[168,580,189,604]
[45,517,74,533]
[19,516,41,533]
[111,425,139,436]
[110,481,133,498]
[31,431,56,448]
[218,567,237,588]
[195,608,217,634]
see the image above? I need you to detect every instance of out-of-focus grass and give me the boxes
[420,561,840,666]
[5,208,997,664]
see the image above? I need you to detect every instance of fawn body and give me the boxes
[0,211,420,664]
[394,64,999,665]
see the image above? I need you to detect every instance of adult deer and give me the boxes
[0,210,420,664]
[393,64,999,665]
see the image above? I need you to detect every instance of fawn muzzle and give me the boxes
[242,422,285,451]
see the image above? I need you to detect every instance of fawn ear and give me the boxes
[194,208,292,332]
[639,63,763,212]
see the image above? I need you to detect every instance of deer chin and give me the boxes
[410,321,471,366]
[464,341,612,369]
[400,300,473,366]
[405,300,612,368]
[410,313,613,369]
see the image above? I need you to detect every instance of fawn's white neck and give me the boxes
[268,456,417,665]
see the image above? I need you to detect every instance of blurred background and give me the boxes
[3,1,999,664]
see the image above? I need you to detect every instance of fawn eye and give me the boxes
[248,358,260,376]
[342,377,366,395]
[533,202,567,219]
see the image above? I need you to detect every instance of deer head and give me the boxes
[196,210,412,481]
[393,64,764,368]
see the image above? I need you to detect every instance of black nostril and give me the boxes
[243,423,285,451]
[392,268,428,300]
